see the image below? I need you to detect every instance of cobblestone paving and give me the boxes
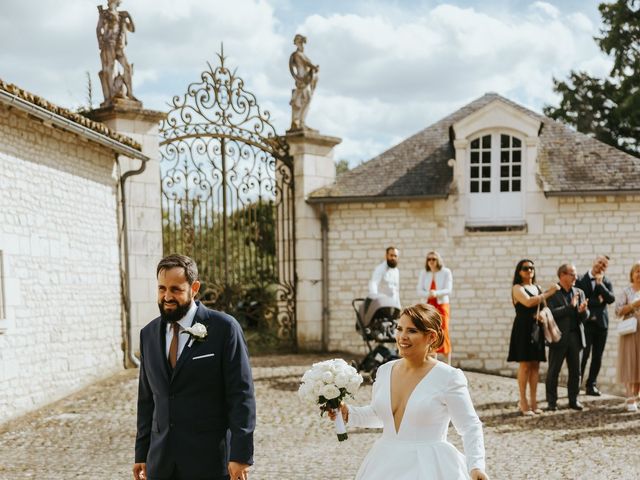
[1,353,639,479]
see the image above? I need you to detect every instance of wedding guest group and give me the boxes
[615,261,640,412]
[575,255,615,396]
[507,259,559,415]
[416,251,454,364]
[133,254,256,480]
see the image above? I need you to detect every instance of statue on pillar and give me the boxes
[288,34,319,131]
[96,0,139,106]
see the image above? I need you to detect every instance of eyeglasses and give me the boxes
[562,271,577,277]
[427,258,437,262]
[520,266,535,272]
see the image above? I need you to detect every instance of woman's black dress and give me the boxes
[507,285,546,362]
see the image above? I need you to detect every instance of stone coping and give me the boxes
[0,78,141,151]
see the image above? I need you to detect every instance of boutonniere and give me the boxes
[183,323,208,347]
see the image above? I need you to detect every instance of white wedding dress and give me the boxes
[347,360,485,480]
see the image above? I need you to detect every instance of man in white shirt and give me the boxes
[368,246,400,308]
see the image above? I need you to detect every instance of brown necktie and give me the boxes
[169,323,180,368]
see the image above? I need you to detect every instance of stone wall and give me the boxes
[325,194,640,392]
[87,107,165,357]
[0,106,123,423]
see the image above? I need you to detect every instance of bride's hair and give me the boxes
[400,303,445,351]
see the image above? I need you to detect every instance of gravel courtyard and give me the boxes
[1,353,639,479]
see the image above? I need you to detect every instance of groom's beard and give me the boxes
[387,259,397,268]
[159,297,193,323]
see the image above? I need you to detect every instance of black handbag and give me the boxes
[531,320,542,345]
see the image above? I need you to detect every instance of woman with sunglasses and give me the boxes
[417,251,453,364]
[507,259,559,415]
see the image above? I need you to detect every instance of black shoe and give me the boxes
[545,404,558,412]
[586,386,602,396]
[569,401,584,411]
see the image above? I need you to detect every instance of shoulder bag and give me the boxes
[616,317,638,336]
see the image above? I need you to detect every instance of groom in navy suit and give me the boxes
[133,254,256,480]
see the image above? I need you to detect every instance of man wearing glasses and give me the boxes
[545,263,590,411]
[575,255,615,397]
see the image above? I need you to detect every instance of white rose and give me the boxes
[347,377,363,393]
[313,380,324,396]
[184,323,207,338]
[334,373,350,388]
[302,369,318,383]
[320,383,341,400]
[298,383,316,404]
[321,371,335,384]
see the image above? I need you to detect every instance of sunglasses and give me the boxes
[521,266,535,272]
[427,258,437,261]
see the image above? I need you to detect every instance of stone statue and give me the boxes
[289,34,318,130]
[96,0,139,105]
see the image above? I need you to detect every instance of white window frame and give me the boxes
[466,130,525,227]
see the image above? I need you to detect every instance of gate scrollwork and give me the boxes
[160,49,296,345]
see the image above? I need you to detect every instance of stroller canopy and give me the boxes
[360,294,401,327]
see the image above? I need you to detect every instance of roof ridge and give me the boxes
[0,78,141,151]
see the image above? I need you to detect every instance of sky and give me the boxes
[0,0,612,166]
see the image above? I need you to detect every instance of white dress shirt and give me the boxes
[165,302,198,362]
[368,261,400,307]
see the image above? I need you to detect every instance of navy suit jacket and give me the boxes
[575,272,615,329]
[135,302,256,479]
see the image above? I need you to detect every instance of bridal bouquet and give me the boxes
[298,358,363,441]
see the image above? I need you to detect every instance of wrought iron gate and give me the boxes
[159,51,296,345]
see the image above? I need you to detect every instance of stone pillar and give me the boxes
[284,129,341,351]
[87,100,166,358]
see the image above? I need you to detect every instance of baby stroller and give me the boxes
[352,294,400,380]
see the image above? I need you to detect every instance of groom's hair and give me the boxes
[157,254,199,284]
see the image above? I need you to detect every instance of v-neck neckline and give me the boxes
[389,360,440,435]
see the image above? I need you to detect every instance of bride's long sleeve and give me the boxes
[346,378,384,429]
[444,368,486,473]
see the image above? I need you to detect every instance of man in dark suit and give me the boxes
[133,254,256,480]
[575,255,615,396]
[545,263,589,411]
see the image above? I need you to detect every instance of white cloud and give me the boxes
[530,2,561,19]
[0,0,611,165]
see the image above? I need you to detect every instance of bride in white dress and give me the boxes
[331,303,489,480]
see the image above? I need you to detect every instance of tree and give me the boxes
[544,0,640,157]
[335,159,351,176]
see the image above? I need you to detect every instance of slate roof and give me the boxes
[308,93,640,202]
[0,78,141,151]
